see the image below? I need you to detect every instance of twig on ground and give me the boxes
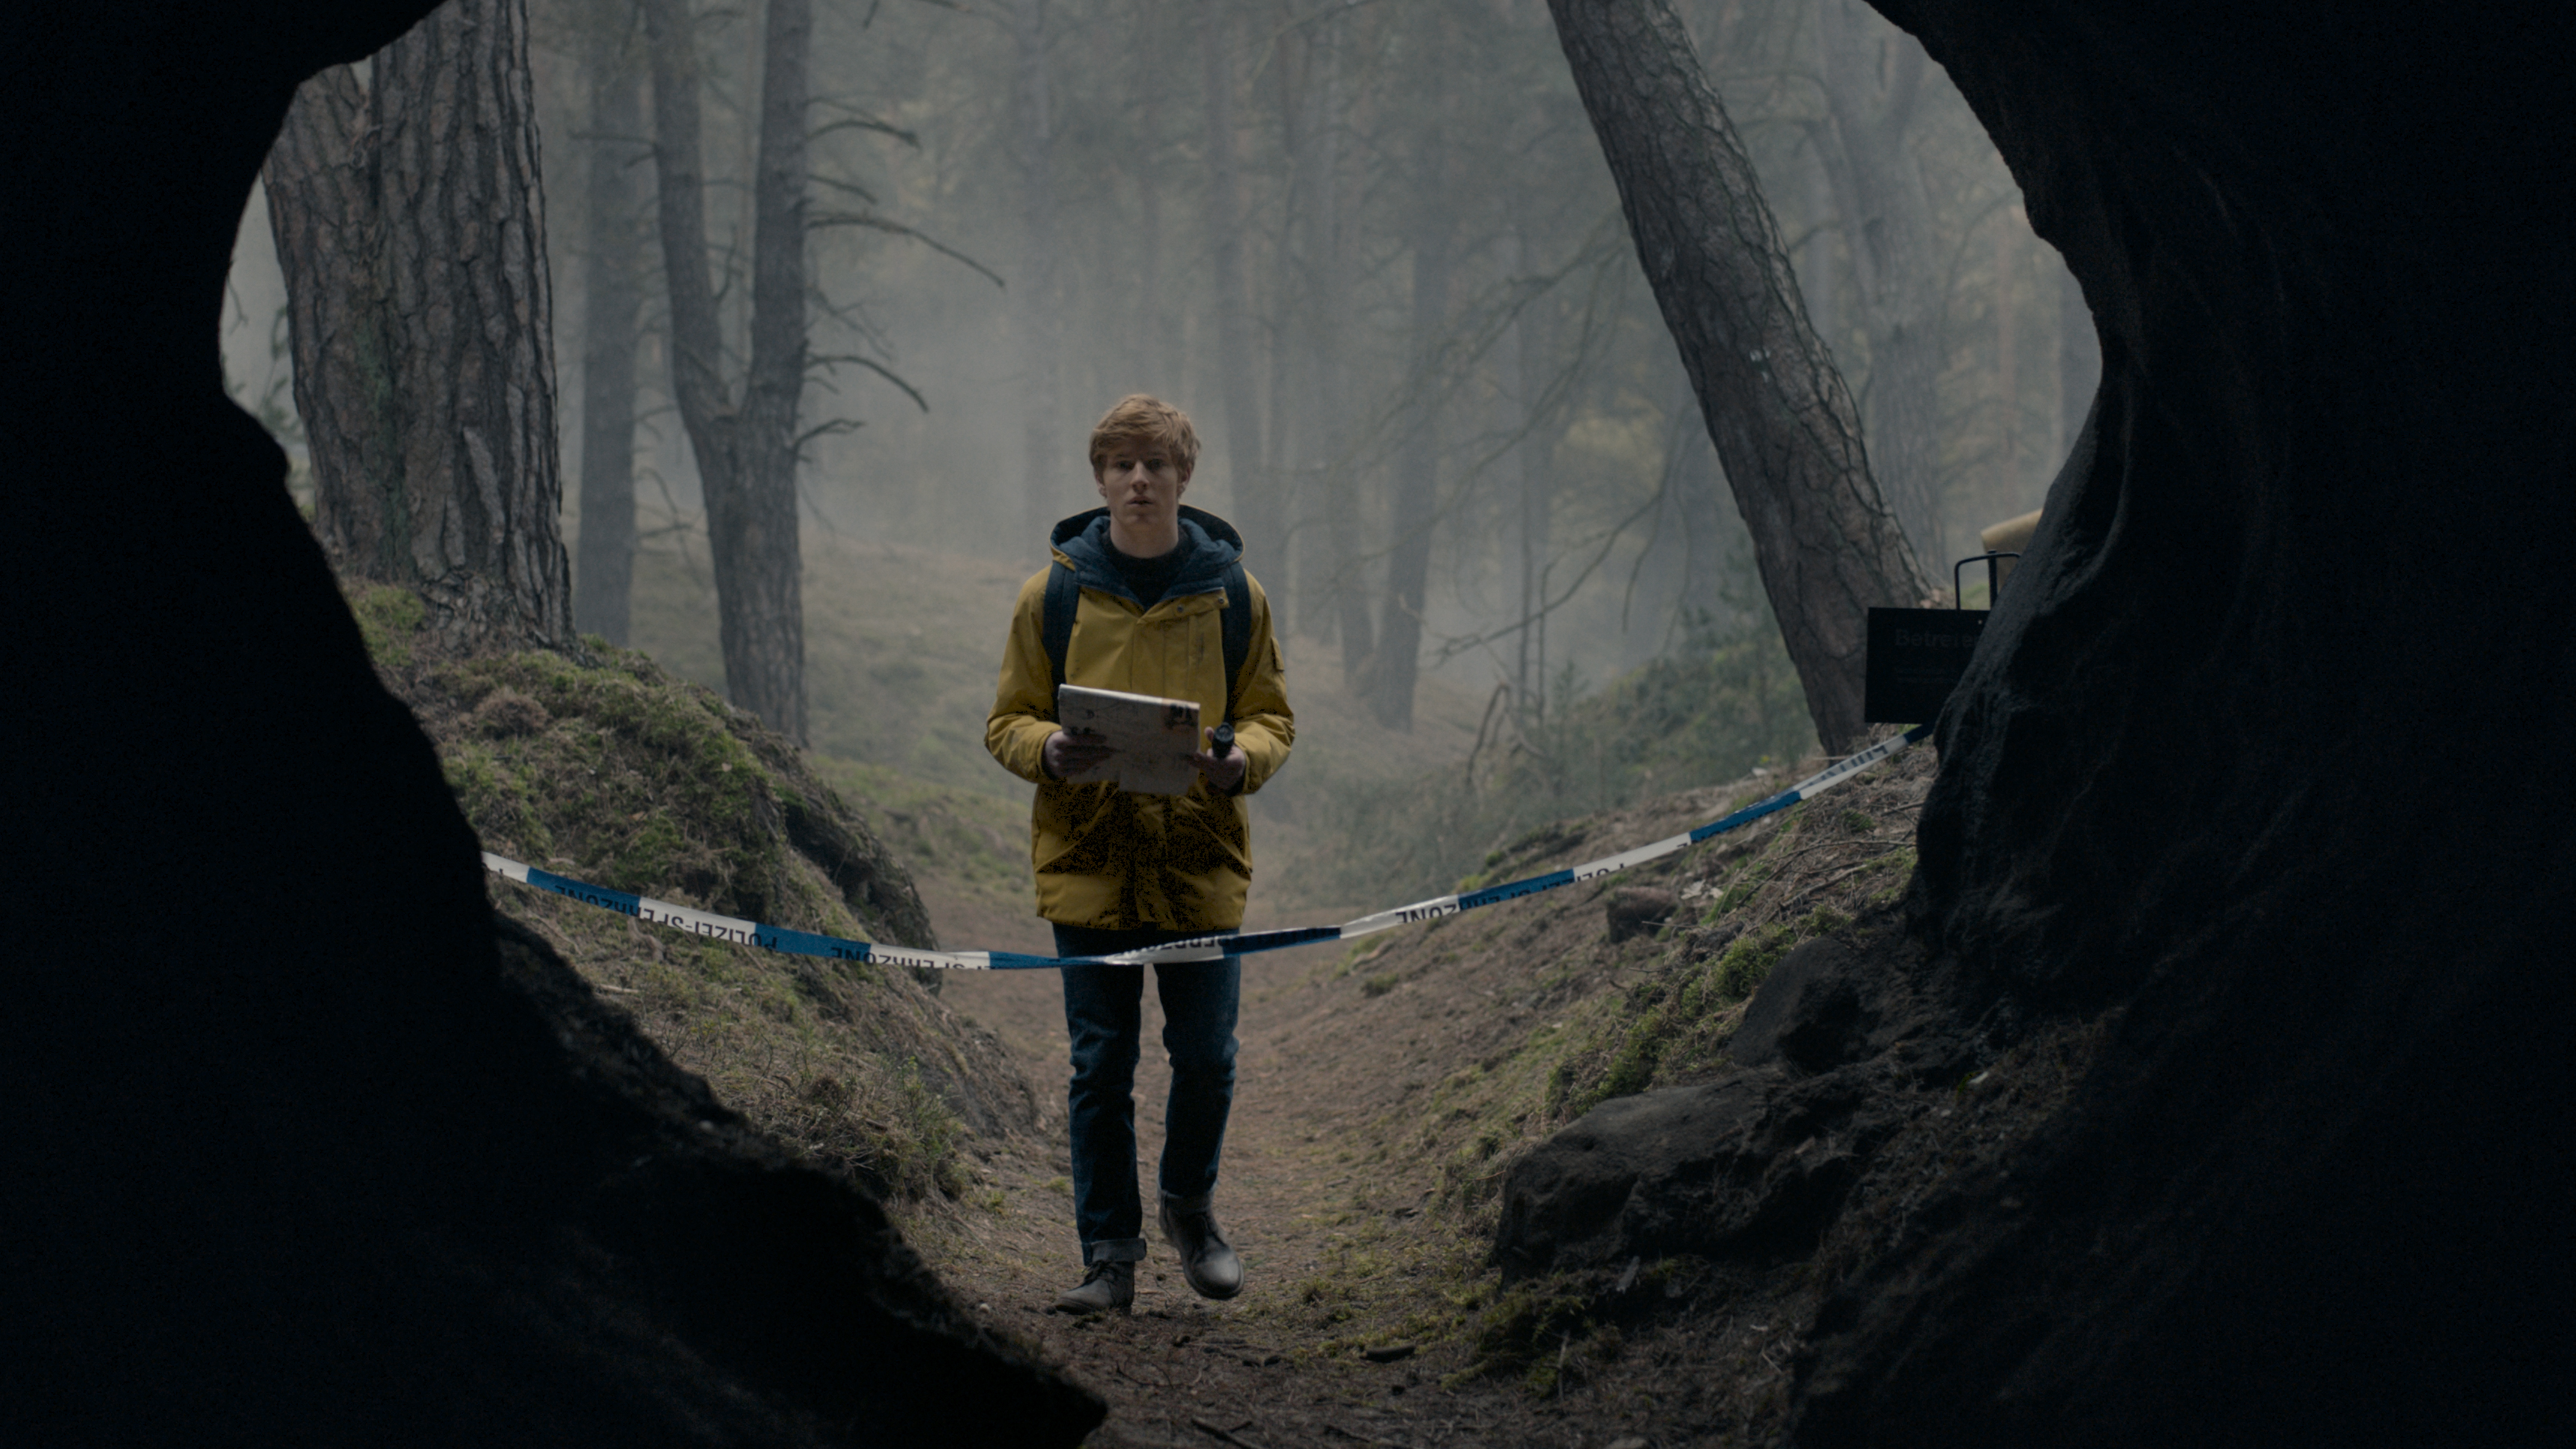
[1777,838,1909,867]
[1191,1415,1263,1448]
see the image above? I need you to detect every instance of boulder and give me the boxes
[1494,1060,1912,1280]
[1730,938,1874,1073]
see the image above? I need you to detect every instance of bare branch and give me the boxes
[811,353,929,413]
[806,210,1005,290]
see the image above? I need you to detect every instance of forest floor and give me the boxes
[600,529,2058,1447]
[899,738,1951,1449]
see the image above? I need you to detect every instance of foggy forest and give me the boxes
[18,0,2565,1442]
[223,0,2086,815]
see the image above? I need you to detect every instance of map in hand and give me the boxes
[1055,684,1203,795]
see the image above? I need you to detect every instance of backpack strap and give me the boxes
[1041,559,1081,705]
[1219,561,1251,723]
[1045,556,1252,723]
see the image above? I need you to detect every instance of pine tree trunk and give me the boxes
[1817,0,1944,560]
[1260,25,1304,631]
[571,24,648,646]
[1201,4,1271,576]
[1505,228,1560,724]
[267,66,399,573]
[266,0,571,656]
[641,0,809,744]
[731,0,812,744]
[1370,124,1455,732]
[1548,0,1928,753]
[1295,14,1349,645]
[1009,0,1064,553]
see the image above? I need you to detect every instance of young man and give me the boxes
[985,395,1295,1314]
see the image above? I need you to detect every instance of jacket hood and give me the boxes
[1049,505,1245,605]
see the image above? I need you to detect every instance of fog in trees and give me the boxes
[222,0,2085,796]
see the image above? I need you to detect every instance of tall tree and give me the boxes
[1815,0,1943,559]
[1364,63,1456,731]
[1009,0,1064,552]
[1548,0,1928,752]
[571,13,650,646]
[641,0,812,744]
[1501,229,1558,721]
[1284,3,1356,648]
[265,0,571,655]
[1200,4,1270,577]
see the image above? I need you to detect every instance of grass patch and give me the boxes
[346,582,426,669]
[1459,1281,1614,1397]
[1284,608,1814,914]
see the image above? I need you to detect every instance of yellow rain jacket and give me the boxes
[987,508,1293,931]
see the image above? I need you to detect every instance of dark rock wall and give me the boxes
[1,4,1095,1441]
[1793,1,2575,1443]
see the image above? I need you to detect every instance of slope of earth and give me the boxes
[348,582,1046,1206]
[900,729,2028,1448]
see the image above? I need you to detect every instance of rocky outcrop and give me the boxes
[1498,1064,1896,1276]
[1495,932,1980,1280]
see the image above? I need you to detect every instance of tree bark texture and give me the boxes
[1547,0,1929,752]
[265,0,571,656]
[641,0,809,744]
[736,0,812,741]
[1817,0,1945,559]
[571,22,648,645]
[1200,7,1273,587]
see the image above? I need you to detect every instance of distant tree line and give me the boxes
[256,0,2097,758]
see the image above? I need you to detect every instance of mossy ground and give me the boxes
[350,582,1038,1204]
[1261,734,1943,1386]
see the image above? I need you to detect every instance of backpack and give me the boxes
[1042,559,1252,723]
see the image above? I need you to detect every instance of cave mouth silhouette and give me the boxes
[1,2,1100,1442]
[1787,1,2576,1443]
[4,1,2569,1444]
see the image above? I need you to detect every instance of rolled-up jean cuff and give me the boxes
[1086,1237,1149,1266]
[1160,1190,1214,1213]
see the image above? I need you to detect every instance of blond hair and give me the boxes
[1087,395,1201,480]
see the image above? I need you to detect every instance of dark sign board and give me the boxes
[1865,607,1987,723]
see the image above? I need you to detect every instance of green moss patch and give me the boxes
[377,636,1036,1204]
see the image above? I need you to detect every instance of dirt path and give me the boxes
[919,927,1604,1449]
[902,741,1940,1448]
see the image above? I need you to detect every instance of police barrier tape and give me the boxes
[482,722,1933,971]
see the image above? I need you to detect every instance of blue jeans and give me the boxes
[1054,923,1240,1265]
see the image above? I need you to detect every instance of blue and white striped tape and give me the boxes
[484,722,1932,970]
